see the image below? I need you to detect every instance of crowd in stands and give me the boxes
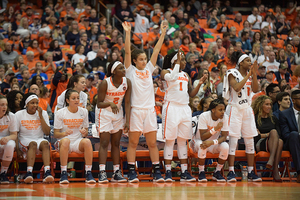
[1,0,300,183]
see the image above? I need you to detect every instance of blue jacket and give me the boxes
[279,107,298,142]
[237,38,252,52]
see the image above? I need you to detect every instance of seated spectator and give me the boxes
[285,1,298,22]
[74,62,88,78]
[273,92,291,119]
[77,5,91,20]
[204,42,219,65]
[258,46,271,64]
[0,42,19,65]
[148,25,160,48]
[257,65,267,81]
[276,15,291,35]
[62,16,74,35]
[99,17,107,34]
[112,36,125,52]
[47,40,63,62]
[87,25,99,42]
[250,43,262,64]
[115,0,134,31]
[168,15,179,38]
[252,95,283,182]
[76,32,91,56]
[262,51,280,72]
[228,13,243,33]
[41,6,56,25]
[52,26,66,46]
[71,45,87,66]
[261,14,276,34]
[0,70,14,95]
[106,28,118,48]
[237,31,252,53]
[207,9,220,29]
[7,90,23,114]
[132,8,150,33]
[189,96,200,115]
[90,48,107,73]
[43,52,57,78]
[261,25,271,40]
[194,69,212,100]
[192,96,213,117]
[190,21,205,43]
[87,42,100,61]
[66,21,80,46]
[186,43,201,62]
[75,0,86,14]
[251,32,262,47]
[266,83,281,111]
[31,62,48,84]
[198,2,209,19]
[167,38,180,55]
[13,55,24,73]
[18,67,30,93]
[273,63,292,83]
[27,40,43,60]
[222,0,233,15]
[229,27,238,43]
[279,89,300,183]
[247,7,262,30]
[268,34,282,53]
[252,80,269,102]
[216,14,229,33]
[89,9,99,25]
[286,43,296,64]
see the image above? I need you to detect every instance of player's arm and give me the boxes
[219,131,228,143]
[123,22,131,69]
[228,73,251,92]
[150,24,167,66]
[97,80,119,114]
[124,79,132,133]
[38,107,51,136]
[251,61,259,93]
[54,128,73,139]
[200,122,223,141]
[188,74,207,97]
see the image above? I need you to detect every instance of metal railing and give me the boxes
[97,0,111,25]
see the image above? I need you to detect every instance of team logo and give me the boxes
[123,86,126,91]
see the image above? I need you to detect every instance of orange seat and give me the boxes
[60,45,72,50]
[254,151,292,181]
[31,34,38,40]
[198,19,208,29]
[206,28,218,34]
[212,33,223,39]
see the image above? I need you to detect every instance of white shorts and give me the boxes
[162,102,192,140]
[19,138,48,156]
[226,105,258,138]
[130,107,157,134]
[55,138,84,154]
[97,108,124,134]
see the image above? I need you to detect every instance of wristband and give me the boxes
[213,139,219,145]
[210,128,217,135]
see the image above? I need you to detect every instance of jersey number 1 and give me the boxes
[113,97,119,104]
[179,82,183,91]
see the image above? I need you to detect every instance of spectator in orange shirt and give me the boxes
[180,35,190,55]
[148,25,160,47]
[43,52,56,77]
[60,2,75,18]
[216,38,226,59]
[216,14,229,33]
[85,74,98,103]
[78,5,91,21]
[268,34,282,53]
[228,13,243,33]
[27,39,43,60]
[112,36,125,51]
[161,36,173,57]
[13,55,24,73]
[22,6,34,25]
[224,45,236,69]
[205,53,216,72]
[153,81,164,122]
[285,1,298,22]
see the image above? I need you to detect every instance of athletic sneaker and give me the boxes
[111,170,127,183]
[24,171,33,184]
[153,169,164,183]
[248,170,262,182]
[227,171,237,182]
[59,171,69,184]
[212,171,226,182]
[128,170,139,183]
[85,171,96,184]
[165,170,173,182]
[98,170,109,184]
[43,170,54,183]
[198,171,207,182]
[180,170,196,182]
[0,172,9,184]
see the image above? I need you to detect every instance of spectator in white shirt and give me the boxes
[247,7,262,30]
[87,42,100,61]
[71,45,87,66]
[261,51,280,72]
[258,45,271,64]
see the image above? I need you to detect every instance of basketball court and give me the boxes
[1,182,300,200]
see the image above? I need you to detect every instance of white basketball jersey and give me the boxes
[164,69,189,105]
[226,69,252,109]
[104,77,128,112]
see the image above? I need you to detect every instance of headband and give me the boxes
[111,61,122,73]
[24,95,39,108]
[237,54,249,66]
[171,51,183,65]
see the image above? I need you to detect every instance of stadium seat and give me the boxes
[198,19,209,29]
[254,151,292,182]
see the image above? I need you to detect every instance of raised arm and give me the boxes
[150,24,168,66]
[123,22,132,69]
[251,61,259,93]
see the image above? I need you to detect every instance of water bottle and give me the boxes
[242,166,248,182]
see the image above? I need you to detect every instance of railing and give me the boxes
[96,0,111,25]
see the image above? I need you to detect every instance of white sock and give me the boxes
[128,162,135,165]
[27,166,33,173]
[61,165,67,172]
[99,164,106,171]
[1,166,8,174]
[229,166,234,172]
[85,165,92,172]
[198,165,205,172]
[181,164,187,173]
[216,163,224,172]
[152,161,159,165]
[248,166,253,173]
[113,164,120,172]
[44,166,50,172]
[165,164,171,172]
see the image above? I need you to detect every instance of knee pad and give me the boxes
[164,140,175,160]
[2,140,15,161]
[244,137,255,154]
[177,137,188,159]
[228,136,238,156]
[218,142,229,160]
